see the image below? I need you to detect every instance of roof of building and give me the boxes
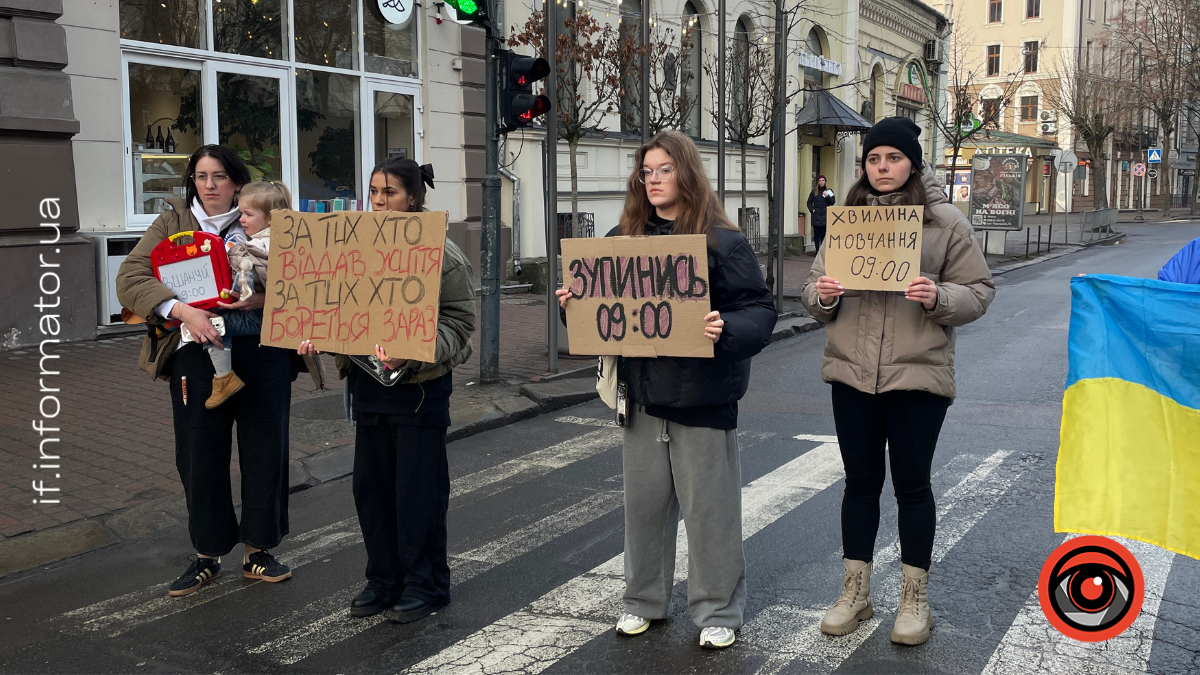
[962,129,1059,150]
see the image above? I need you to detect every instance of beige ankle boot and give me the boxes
[205,372,245,409]
[891,564,934,645]
[820,558,873,636]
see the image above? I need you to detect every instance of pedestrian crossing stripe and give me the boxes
[43,420,1180,675]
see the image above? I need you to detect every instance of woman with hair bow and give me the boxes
[298,158,476,624]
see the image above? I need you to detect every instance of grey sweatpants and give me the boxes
[621,405,747,628]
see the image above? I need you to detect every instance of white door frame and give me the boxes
[204,60,296,205]
[360,79,424,195]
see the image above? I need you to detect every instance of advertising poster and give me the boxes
[969,154,1027,231]
[953,171,972,203]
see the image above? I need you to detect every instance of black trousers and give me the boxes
[831,382,950,570]
[813,225,827,252]
[169,339,292,556]
[353,422,451,606]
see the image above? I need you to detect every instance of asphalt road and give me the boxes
[2,222,1199,674]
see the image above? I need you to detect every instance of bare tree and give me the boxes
[923,11,1026,186]
[1113,0,1191,215]
[639,19,702,135]
[704,29,773,234]
[1042,52,1123,210]
[510,10,633,236]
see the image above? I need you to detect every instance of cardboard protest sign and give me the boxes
[824,205,923,292]
[262,210,447,360]
[561,235,713,358]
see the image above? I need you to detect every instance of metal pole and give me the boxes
[481,23,502,383]
[717,0,726,203]
[1135,45,1145,222]
[640,0,649,142]
[772,0,785,311]
[545,0,560,372]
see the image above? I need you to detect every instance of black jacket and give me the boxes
[608,216,777,418]
[807,190,836,229]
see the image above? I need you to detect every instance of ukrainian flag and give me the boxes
[1056,274,1200,559]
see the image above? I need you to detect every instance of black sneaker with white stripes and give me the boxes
[167,556,221,597]
[243,550,292,583]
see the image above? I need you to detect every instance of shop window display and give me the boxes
[120,0,205,48]
[297,70,361,201]
[218,73,283,181]
[364,0,419,77]
[215,0,286,59]
[127,63,204,214]
[295,0,358,69]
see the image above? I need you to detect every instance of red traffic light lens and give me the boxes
[528,95,551,118]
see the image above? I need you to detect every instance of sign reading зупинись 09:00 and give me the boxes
[560,235,714,358]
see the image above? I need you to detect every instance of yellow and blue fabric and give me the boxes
[1056,274,1200,560]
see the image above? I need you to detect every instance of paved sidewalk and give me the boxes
[0,295,589,543]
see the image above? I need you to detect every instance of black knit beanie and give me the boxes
[861,117,924,171]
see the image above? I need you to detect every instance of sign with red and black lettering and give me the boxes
[560,234,713,358]
[262,209,446,360]
[824,205,924,292]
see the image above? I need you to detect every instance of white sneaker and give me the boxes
[699,626,736,649]
[615,613,650,635]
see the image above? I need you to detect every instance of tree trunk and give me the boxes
[569,138,579,238]
[740,141,749,233]
[1086,136,1109,211]
[1160,130,1173,216]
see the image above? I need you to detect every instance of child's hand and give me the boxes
[216,289,265,311]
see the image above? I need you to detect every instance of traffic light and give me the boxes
[442,0,487,25]
[500,50,551,132]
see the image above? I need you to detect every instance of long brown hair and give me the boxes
[844,169,927,210]
[617,130,738,241]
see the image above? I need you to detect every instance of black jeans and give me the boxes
[353,421,451,606]
[831,382,950,570]
[813,225,826,252]
[169,339,292,556]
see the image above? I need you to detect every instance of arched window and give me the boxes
[732,17,751,125]
[620,0,644,134]
[681,1,702,138]
[869,63,884,122]
[803,28,824,88]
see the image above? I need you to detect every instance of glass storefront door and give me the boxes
[210,64,292,186]
[362,81,421,188]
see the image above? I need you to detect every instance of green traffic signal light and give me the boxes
[444,0,484,21]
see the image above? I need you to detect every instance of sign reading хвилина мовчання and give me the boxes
[824,205,924,292]
[261,210,447,361]
[561,235,714,358]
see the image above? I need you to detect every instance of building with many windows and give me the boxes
[0,0,947,349]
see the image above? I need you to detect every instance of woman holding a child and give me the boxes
[117,145,302,597]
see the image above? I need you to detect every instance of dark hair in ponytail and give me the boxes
[370,157,435,212]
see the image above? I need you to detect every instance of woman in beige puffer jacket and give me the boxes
[801,117,994,647]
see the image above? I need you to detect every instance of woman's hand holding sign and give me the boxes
[816,276,844,305]
[704,311,724,343]
[904,277,938,309]
[556,287,571,309]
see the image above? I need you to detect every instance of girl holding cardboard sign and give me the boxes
[117,145,300,597]
[557,130,776,650]
[801,117,995,646]
[298,158,476,625]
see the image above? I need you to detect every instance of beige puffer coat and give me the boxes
[801,166,995,400]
